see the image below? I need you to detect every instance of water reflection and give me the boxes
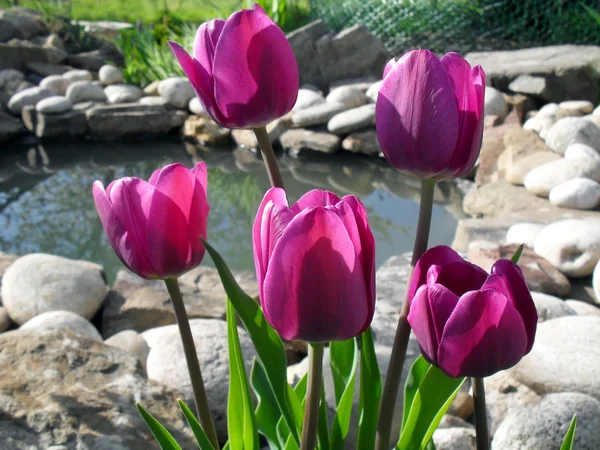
[0,139,464,283]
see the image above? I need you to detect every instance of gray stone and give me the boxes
[545,117,600,155]
[104,84,143,104]
[66,80,107,104]
[485,87,508,118]
[492,393,600,450]
[101,266,258,337]
[105,329,150,365]
[0,68,24,106]
[0,253,108,325]
[325,85,367,108]
[0,111,24,142]
[280,128,340,155]
[463,181,549,217]
[188,96,205,115]
[327,103,375,134]
[62,69,92,83]
[0,40,66,72]
[566,299,600,316]
[139,96,168,106]
[183,114,230,145]
[593,259,600,304]
[506,152,562,185]
[98,64,123,85]
[292,101,347,127]
[143,80,160,96]
[438,415,474,430]
[366,80,383,103]
[0,306,12,332]
[564,142,600,162]
[0,328,195,449]
[35,95,72,114]
[539,103,561,116]
[433,427,476,450]
[287,20,329,88]
[146,319,256,441]
[508,74,550,99]
[7,86,52,114]
[549,177,600,210]
[559,100,594,115]
[316,25,389,84]
[20,310,102,341]
[0,18,19,43]
[39,74,70,95]
[26,61,72,77]
[506,223,545,248]
[67,51,106,71]
[524,157,600,198]
[534,219,600,277]
[231,117,289,149]
[21,105,88,138]
[86,103,186,138]
[293,88,325,111]
[0,11,41,40]
[465,45,600,103]
[342,129,381,156]
[158,77,195,109]
[522,114,557,140]
[531,292,577,321]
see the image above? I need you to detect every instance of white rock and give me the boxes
[146,319,256,441]
[104,84,142,104]
[327,104,375,134]
[39,75,70,96]
[558,100,594,115]
[564,142,600,161]
[484,87,508,118]
[549,177,600,210]
[138,96,168,106]
[506,223,545,248]
[0,254,109,325]
[7,87,53,114]
[594,104,600,116]
[293,88,325,111]
[533,219,600,277]
[545,117,600,154]
[35,96,72,114]
[62,69,93,83]
[433,427,476,450]
[188,97,205,115]
[98,65,123,85]
[593,259,600,304]
[326,85,367,108]
[523,114,556,137]
[524,157,600,197]
[538,103,560,117]
[66,81,107,104]
[20,310,102,341]
[531,292,577,322]
[105,329,150,364]
[565,299,600,316]
[365,80,383,103]
[158,77,195,109]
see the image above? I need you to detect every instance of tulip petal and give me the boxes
[193,19,225,75]
[383,57,396,79]
[252,188,290,301]
[408,284,460,365]
[212,7,299,128]
[187,163,210,265]
[376,50,460,178]
[438,289,528,377]
[426,260,488,297]
[263,207,368,342]
[485,260,537,353]
[291,189,341,214]
[408,245,465,303]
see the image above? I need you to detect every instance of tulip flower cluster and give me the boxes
[91,5,545,450]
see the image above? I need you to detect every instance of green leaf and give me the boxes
[136,402,183,450]
[227,299,260,450]
[294,372,309,402]
[251,360,281,450]
[397,358,465,450]
[203,239,302,444]
[560,414,578,450]
[329,338,358,450]
[401,356,431,430]
[582,3,600,25]
[357,327,382,450]
[510,243,524,264]
[318,382,330,450]
[177,400,216,450]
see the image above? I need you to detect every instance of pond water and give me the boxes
[0,139,464,283]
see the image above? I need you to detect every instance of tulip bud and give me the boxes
[376,50,486,181]
[168,4,299,129]
[93,163,210,280]
[407,246,537,378]
[253,188,376,342]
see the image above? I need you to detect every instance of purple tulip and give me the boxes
[253,188,376,342]
[168,4,299,129]
[93,163,209,280]
[376,50,486,180]
[407,246,537,378]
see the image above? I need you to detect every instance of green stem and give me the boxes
[253,125,285,189]
[472,377,490,450]
[300,343,325,450]
[164,278,220,450]
[375,179,436,450]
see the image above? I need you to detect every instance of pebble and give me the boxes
[365,80,383,103]
[325,85,367,108]
[188,96,205,115]
[531,292,577,322]
[327,103,375,134]
[538,103,560,116]
[292,102,347,127]
[564,142,600,161]
[138,96,168,106]
[549,177,600,210]
[98,64,123,85]
[39,75,70,96]
[565,299,600,316]
[158,77,195,109]
[544,117,600,155]
[433,427,476,450]
[104,84,143,104]
[505,223,545,248]
[62,69,93,83]
[293,88,325,111]
[484,87,508,118]
[524,157,600,197]
[594,104,600,116]
[505,151,561,185]
[7,86,53,114]
[35,95,72,114]
[105,329,150,365]
[593,259,600,304]
[19,310,102,341]
[66,81,107,104]
[523,114,556,138]
[558,100,594,115]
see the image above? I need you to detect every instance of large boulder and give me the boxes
[21,105,88,138]
[0,328,195,449]
[466,45,600,103]
[287,20,329,88]
[0,39,67,72]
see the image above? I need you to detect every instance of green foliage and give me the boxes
[136,403,183,450]
[329,339,358,449]
[248,0,310,31]
[582,3,600,25]
[178,400,217,450]
[560,415,578,450]
[356,328,381,449]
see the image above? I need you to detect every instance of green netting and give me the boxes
[309,0,600,55]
